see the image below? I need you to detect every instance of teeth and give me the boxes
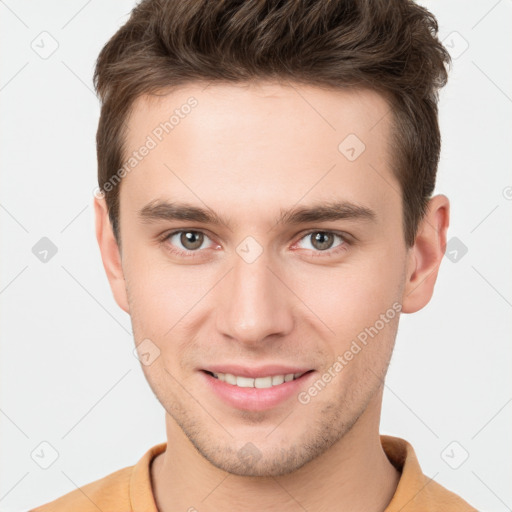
[225,373,237,385]
[236,376,254,388]
[255,376,272,388]
[271,374,284,386]
[209,371,306,388]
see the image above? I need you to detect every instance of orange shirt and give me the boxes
[30,435,478,511]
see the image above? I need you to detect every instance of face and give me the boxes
[98,82,423,477]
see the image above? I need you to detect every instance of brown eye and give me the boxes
[179,231,204,250]
[309,232,335,251]
[162,230,217,259]
[295,231,348,255]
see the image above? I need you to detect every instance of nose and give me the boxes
[215,248,294,347]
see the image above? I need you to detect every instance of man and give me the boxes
[32,0,478,510]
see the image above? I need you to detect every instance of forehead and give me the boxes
[120,82,398,228]
[126,81,391,152]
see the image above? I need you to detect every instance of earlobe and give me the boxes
[401,194,450,314]
[94,197,130,314]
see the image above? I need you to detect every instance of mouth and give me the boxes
[202,369,314,389]
[200,367,316,411]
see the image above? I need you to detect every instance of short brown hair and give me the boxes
[94,0,450,247]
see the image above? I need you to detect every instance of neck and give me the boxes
[151,390,400,512]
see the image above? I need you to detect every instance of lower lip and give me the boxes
[200,370,315,411]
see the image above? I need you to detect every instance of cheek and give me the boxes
[307,269,401,397]
[126,271,194,374]
[289,258,404,380]
[301,256,403,331]
[124,249,213,340]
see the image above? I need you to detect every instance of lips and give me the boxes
[200,366,316,411]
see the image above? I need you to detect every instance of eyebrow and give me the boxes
[138,199,377,229]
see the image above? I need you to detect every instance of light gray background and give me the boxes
[0,1,511,511]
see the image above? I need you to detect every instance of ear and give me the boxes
[94,196,130,314]
[401,194,450,314]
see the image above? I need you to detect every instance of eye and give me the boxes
[163,230,216,257]
[295,231,348,255]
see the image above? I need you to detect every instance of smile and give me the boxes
[204,370,310,388]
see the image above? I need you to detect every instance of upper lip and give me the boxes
[202,365,313,379]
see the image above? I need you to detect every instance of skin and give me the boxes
[95,82,449,511]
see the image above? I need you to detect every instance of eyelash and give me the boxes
[159,229,351,259]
